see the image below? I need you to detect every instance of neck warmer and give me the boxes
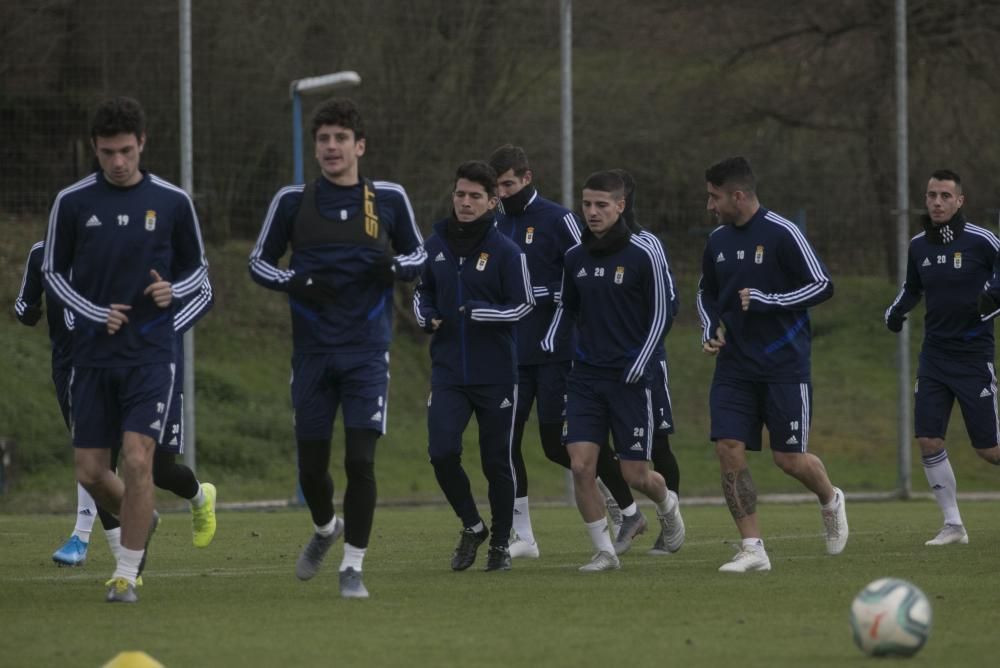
[922,210,966,245]
[445,211,494,257]
[500,184,536,216]
[582,217,631,257]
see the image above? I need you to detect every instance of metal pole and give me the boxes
[895,0,912,498]
[292,92,304,183]
[560,0,573,211]
[179,0,197,471]
[560,0,574,502]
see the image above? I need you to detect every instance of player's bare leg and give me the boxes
[717,438,770,572]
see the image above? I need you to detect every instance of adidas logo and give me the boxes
[922,257,931,267]
[78,508,93,516]
[716,252,725,262]
[980,388,992,398]
[576,267,587,278]
[931,484,945,490]
[630,442,643,451]
[499,398,512,408]
[659,420,671,430]
[370,411,383,422]
[168,436,178,446]
[785,435,798,445]
[149,420,162,431]
[513,508,522,515]
[435,252,445,262]
[85,215,102,227]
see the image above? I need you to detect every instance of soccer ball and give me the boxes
[849,578,932,657]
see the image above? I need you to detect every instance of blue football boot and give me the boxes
[52,535,88,567]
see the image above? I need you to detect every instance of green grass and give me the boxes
[1,501,999,666]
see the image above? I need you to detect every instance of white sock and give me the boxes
[585,517,615,554]
[821,488,841,511]
[468,520,486,534]
[113,547,143,584]
[512,496,535,544]
[620,502,638,517]
[742,537,764,551]
[105,527,122,561]
[654,490,674,516]
[922,450,962,526]
[74,483,97,536]
[315,515,339,537]
[189,483,205,508]
[340,543,366,572]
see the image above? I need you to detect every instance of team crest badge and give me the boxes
[145,210,157,231]
[614,266,625,284]
[525,227,535,244]
[754,245,764,264]
[476,252,489,271]
[953,252,962,269]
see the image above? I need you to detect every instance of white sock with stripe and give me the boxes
[922,449,962,526]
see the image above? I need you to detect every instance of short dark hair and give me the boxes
[455,160,497,197]
[609,168,637,225]
[488,144,530,178]
[582,170,626,200]
[90,96,145,141]
[930,169,962,193]
[311,98,365,141]
[705,156,756,193]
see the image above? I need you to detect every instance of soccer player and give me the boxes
[545,170,681,572]
[16,245,217,563]
[414,160,533,572]
[16,240,121,566]
[884,169,1000,546]
[696,156,847,573]
[611,168,686,555]
[42,96,210,602]
[488,145,640,559]
[249,98,426,598]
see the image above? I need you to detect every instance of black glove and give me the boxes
[287,273,337,306]
[886,311,906,333]
[18,304,43,326]
[978,291,1000,316]
[368,256,397,288]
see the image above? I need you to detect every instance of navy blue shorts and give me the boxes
[915,354,1000,449]
[650,359,675,435]
[514,361,570,426]
[70,363,176,448]
[710,377,811,453]
[160,390,185,454]
[52,365,72,430]
[427,383,517,460]
[291,349,389,441]
[565,366,653,461]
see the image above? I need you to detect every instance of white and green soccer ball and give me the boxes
[849,578,932,657]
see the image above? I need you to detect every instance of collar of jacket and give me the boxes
[582,217,631,257]
[922,210,966,245]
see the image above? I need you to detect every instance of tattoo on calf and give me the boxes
[723,468,757,519]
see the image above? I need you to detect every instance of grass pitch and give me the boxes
[1,500,999,667]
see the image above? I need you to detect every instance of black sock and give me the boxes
[343,428,378,548]
[297,438,335,528]
[596,445,635,508]
[539,422,571,469]
[152,450,200,500]
[651,434,680,495]
[97,505,120,531]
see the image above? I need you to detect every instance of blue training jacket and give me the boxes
[495,191,581,365]
[696,206,833,383]
[414,219,534,386]
[885,215,998,360]
[249,177,426,355]
[546,219,671,384]
[42,171,209,368]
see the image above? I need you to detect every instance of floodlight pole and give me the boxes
[560,0,575,503]
[290,71,362,182]
[179,0,197,471]
[895,0,912,499]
